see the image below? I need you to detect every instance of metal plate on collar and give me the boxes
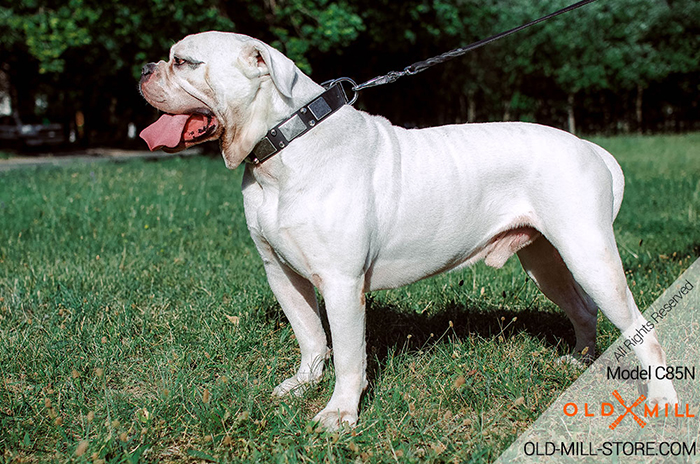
[308,96,332,120]
[247,82,349,164]
[252,137,277,160]
[279,114,307,141]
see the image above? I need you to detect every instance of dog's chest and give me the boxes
[242,181,314,275]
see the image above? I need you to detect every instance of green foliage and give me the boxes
[0,0,698,136]
[3,1,94,74]
[652,0,700,75]
[264,0,366,73]
[1,0,237,78]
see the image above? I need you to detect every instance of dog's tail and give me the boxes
[585,140,625,221]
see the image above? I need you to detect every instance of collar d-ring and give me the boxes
[321,77,358,106]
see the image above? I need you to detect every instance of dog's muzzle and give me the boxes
[141,62,157,83]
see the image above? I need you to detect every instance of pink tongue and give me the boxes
[182,114,213,142]
[140,114,191,151]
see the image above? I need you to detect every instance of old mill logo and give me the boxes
[563,391,696,430]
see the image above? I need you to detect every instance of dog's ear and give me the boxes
[240,41,298,99]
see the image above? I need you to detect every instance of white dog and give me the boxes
[139,31,678,429]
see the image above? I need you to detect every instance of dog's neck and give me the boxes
[246,82,348,166]
[268,76,326,132]
[221,73,324,171]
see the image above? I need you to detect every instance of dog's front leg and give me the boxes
[255,241,330,397]
[312,277,368,430]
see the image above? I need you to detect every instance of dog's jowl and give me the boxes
[140,31,678,430]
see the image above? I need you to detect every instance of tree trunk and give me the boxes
[458,94,467,124]
[636,84,644,134]
[567,93,576,135]
[467,89,476,123]
[503,98,512,122]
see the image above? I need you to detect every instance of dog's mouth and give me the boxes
[139,112,220,153]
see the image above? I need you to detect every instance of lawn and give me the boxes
[1,133,699,463]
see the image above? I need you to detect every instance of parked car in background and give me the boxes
[0,116,66,150]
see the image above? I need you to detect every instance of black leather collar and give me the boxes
[246,82,349,165]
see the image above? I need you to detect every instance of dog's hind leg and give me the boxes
[517,235,598,361]
[543,226,678,405]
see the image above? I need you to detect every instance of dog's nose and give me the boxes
[141,62,157,78]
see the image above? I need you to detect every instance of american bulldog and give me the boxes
[139,31,678,430]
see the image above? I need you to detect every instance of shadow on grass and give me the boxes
[308,293,576,393]
[258,285,580,397]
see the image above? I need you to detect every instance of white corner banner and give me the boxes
[496,258,700,463]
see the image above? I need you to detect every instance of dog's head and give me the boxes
[139,31,303,168]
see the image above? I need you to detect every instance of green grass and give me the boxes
[1,133,699,463]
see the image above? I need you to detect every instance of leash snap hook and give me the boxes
[403,65,420,76]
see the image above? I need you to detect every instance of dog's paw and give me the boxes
[312,408,358,431]
[272,376,316,398]
[647,395,678,407]
[647,381,678,407]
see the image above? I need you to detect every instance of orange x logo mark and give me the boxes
[609,390,647,430]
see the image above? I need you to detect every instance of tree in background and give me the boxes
[1,0,236,144]
[0,0,698,148]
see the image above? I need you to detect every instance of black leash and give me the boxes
[353,0,597,92]
[248,0,597,164]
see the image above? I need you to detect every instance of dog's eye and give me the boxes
[173,57,187,67]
